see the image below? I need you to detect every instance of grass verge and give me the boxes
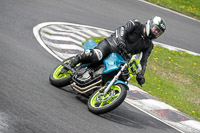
[85,37,200,121]
[133,45,200,121]
[146,0,200,20]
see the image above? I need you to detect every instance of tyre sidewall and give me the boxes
[87,84,127,114]
[49,57,73,87]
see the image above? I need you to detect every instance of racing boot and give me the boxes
[70,49,101,68]
[69,51,89,68]
[69,55,81,68]
[60,56,80,74]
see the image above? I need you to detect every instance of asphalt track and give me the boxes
[0,0,199,133]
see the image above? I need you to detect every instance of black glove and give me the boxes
[116,40,126,51]
[136,73,145,86]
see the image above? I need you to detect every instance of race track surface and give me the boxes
[1,0,199,132]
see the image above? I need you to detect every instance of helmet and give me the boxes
[146,16,166,39]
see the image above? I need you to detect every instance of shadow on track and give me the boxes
[56,87,177,132]
[99,103,173,131]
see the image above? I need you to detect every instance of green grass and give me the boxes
[146,0,200,19]
[82,37,106,45]
[131,45,200,121]
[84,37,200,121]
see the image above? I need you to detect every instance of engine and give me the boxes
[75,67,92,83]
[74,65,105,85]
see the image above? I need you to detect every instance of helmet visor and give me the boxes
[151,25,163,38]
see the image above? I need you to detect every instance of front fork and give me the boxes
[102,63,130,95]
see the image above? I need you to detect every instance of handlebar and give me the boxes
[119,49,131,62]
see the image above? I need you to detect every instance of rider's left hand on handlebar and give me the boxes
[136,73,145,86]
[118,42,126,50]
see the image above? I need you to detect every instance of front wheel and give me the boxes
[87,83,127,114]
[49,57,73,87]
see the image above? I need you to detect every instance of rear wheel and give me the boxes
[49,57,73,87]
[87,83,127,114]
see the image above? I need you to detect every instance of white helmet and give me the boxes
[146,16,166,39]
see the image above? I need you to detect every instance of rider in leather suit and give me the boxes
[70,16,166,86]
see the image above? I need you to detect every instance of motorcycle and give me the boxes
[49,39,142,114]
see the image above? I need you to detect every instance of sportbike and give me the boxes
[49,39,142,114]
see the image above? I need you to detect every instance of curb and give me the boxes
[126,84,200,133]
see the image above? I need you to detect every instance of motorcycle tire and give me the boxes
[87,83,127,114]
[49,57,73,87]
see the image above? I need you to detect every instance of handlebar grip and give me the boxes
[121,49,131,61]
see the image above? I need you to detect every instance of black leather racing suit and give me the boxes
[73,19,153,85]
[104,19,154,76]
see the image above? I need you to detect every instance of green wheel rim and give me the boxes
[90,85,122,108]
[53,60,72,79]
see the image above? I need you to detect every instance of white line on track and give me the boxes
[42,39,83,51]
[80,28,103,37]
[41,28,86,41]
[138,0,200,23]
[153,41,200,56]
[130,99,178,111]
[33,23,63,61]
[60,25,92,38]
[40,32,83,45]
[180,120,200,131]
[96,30,112,37]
